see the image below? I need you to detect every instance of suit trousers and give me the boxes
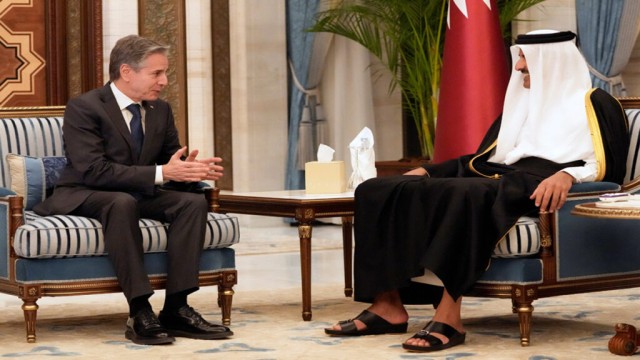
[73,189,208,301]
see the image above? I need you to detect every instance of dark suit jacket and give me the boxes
[34,83,182,216]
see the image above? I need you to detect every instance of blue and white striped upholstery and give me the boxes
[493,217,540,258]
[624,109,640,184]
[13,211,239,259]
[0,117,65,189]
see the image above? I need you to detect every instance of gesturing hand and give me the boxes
[162,146,224,182]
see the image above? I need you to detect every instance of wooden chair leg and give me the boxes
[514,299,534,346]
[22,299,39,343]
[218,285,234,326]
[217,270,237,326]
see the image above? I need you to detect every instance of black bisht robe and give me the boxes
[352,88,629,304]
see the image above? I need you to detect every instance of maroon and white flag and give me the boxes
[433,0,509,162]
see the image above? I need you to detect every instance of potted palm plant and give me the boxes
[308,0,546,160]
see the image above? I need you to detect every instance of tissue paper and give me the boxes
[316,144,335,162]
[348,127,376,189]
[305,144,347,194]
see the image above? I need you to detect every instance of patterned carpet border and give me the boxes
[1,285,637,359]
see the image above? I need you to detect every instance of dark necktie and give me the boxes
[126,103,144,157]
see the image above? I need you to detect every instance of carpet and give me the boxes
[1,284,638,359]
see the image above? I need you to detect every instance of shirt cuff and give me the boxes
[561,163,597,184]
[155,165,164,185]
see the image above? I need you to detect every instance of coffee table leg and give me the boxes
[342,216,353,297]
[298,222,313,321]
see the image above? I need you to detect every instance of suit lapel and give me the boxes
[140,101,162,163]
[100,84,139,162]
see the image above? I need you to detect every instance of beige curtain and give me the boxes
[320,37,402,181]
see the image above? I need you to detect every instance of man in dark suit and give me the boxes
[34,35,233,345]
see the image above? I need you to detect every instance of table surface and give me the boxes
[571,202,640,219]
[215,190,355,219]
[219,189,354,200]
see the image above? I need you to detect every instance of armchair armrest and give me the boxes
[0,195,25,280]
[160,181,212,193]
[0,187,16,197]
[204,187,220,213]
[537,181,621,261]
[159,182,218,212]
[568,182,620,195]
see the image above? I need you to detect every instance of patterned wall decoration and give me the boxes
[0,0,46,106]
[211,0,232,190]
[0,0,102,106]
[65,0,103,99]
[139,0,188,146]
[66,0,84,99]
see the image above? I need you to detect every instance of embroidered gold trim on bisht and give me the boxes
[469,141,501,179]
[584,88,606,181]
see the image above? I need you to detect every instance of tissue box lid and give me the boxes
[305,161,347,194]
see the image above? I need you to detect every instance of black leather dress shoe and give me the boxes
[159,305,233,340]
[125,308,175,345]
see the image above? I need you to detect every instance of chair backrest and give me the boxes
[620,98,640,184]
[0,106,66,188]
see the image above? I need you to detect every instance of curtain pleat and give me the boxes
[609,1,640,95]
[285,0,335,189]
[576,0,640,96]
[285,0,319,190]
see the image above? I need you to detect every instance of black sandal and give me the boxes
[324,310,408,336]
[402,321,466,352]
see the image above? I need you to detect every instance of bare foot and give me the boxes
[403,320,466,351]
[403,321,464,348]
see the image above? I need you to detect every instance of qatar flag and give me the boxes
[433,0,509,163]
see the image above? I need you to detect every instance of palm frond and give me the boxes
[497,0,547,40]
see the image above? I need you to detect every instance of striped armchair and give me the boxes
[465,97,640,346]
[0,106,240,342]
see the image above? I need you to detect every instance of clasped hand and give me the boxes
[162,146,224,182]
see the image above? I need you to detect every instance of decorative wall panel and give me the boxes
[65,0,102,99]
[0,0,102,106]
[139,0,232,188]
[0,0,46,106]
[139,0,188,146]
[212,0,232,190]
[66,0,83,99]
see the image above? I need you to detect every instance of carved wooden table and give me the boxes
[211,189,354,321]
[571,202,640,219]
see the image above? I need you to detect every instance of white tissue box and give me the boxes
[305,161,347,194]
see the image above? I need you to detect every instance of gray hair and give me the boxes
[108,35,169,81]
